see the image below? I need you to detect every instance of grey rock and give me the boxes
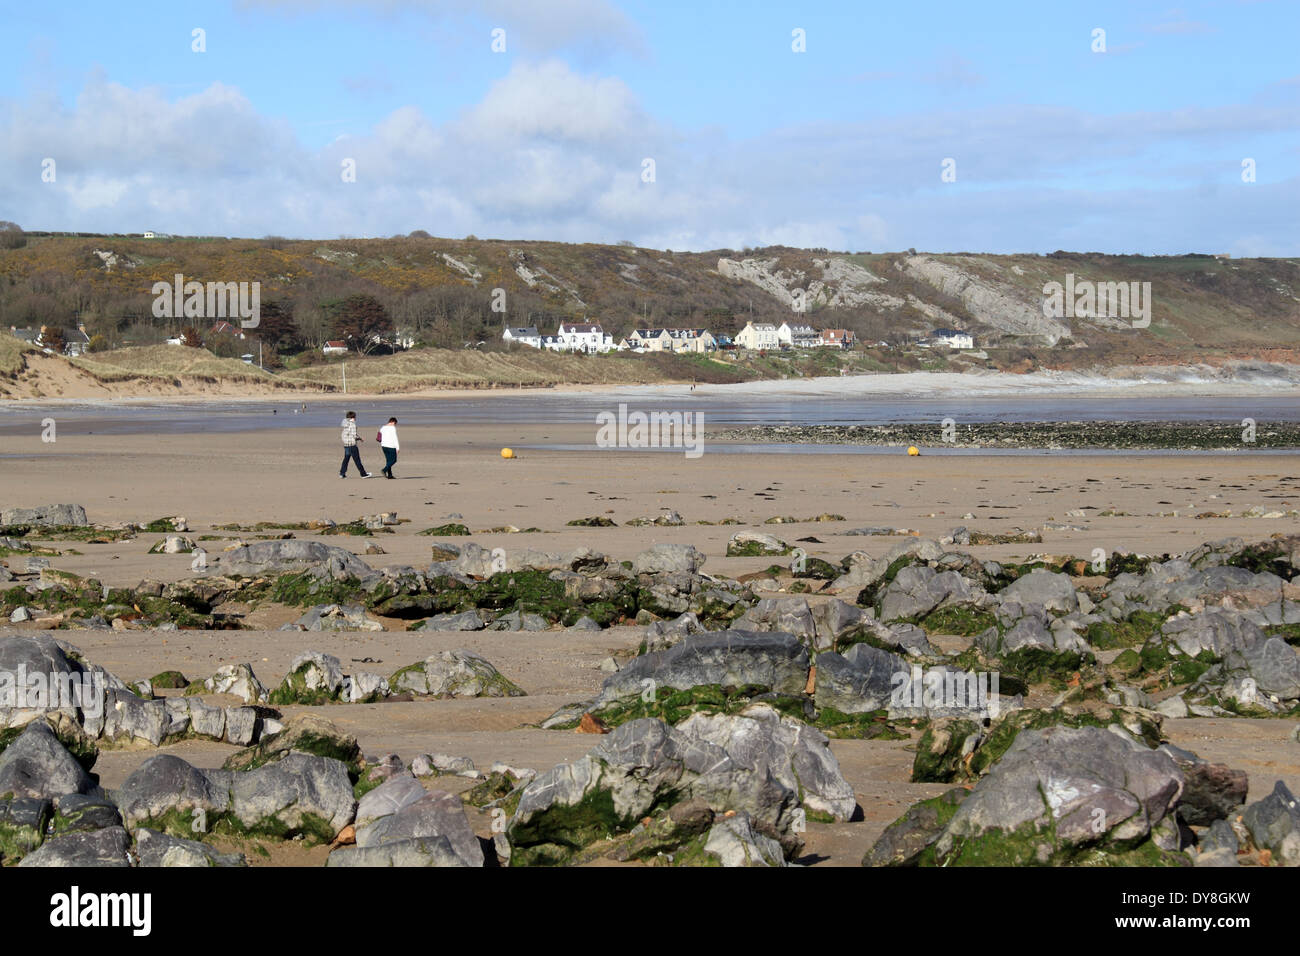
[810,599,872,651]
[341,672,389,703]
[204,663,266,703]
[643,611,703,653]
[411,753,477,778]
[214,540,377,581]
[18,826,130,867]
[1224,637,1300,701]
[1162,608,1264,658]
[999,569,1078,614]
[52,794,121,833]
[187,698,226,740]
[0,504,88,527]
[355,772,427,827]
[355,790,484,867]
[597,631,810,705]
[633,543,705,575]
[280,651,344,699]
[102,689,168,747]
[813,644,906,714]
[134,827,246,867]
[702,812,789,866]
[418,609,490,631]
[116,755,231,829]
[508,718,802,862]
[734,598,816,641]
[223,707,258,746]
[0,634,91,729]
[389,649,524,698]
[327,836,469,867]
[228,752,356,835]
[1239,780,1300,865]
[293,603,385,632]
[0,720,95,800]
[933,726,1183,863]
[677,703,857,820]
[879,567,977,622]
[726,531,789,555]
[487,610,549,632]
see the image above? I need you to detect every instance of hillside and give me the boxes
[2,233,1299,372]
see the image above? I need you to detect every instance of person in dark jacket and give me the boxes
[339,411,372,478]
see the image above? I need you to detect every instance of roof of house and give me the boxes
[558,322,603,334]
[505,326,539,337]
[931,328,968,337]
[10,327,35,342]
[743,322,779,331]
[666,328,710,339]
[630,327,669,337]
[324,340,347,348]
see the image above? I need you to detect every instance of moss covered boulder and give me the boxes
[897,725,1189,866]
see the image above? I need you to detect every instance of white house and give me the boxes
[734,321,780,350]
[777,322,820,348]
[323,340,348,355]
[931,328,974,350]
[503,326,541,349]
[539,334,564,351]
[556,321,614,353]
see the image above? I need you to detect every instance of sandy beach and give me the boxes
[3,401,1300,866]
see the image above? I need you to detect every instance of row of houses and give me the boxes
[9,325,92,356]
[502,320,860,354]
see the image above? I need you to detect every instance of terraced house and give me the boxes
[626,328,673,351]
[664,328,717,353]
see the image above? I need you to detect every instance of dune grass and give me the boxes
[276,348,728,392]
[0,334,35,375]
[70,345,281,384]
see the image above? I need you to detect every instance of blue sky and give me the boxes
[1,0,1297,253]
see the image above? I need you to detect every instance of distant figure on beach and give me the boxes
[379,417,400,479]
[339,411,372,479]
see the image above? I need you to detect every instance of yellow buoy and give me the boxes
[907,446,920,456]
[500,448,515,459]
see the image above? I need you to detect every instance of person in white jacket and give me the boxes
[379,417,400,479]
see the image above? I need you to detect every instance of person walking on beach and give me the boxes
[339,411,372,478]
[379,417,400,479]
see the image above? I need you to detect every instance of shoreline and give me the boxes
[3,364,1300,408]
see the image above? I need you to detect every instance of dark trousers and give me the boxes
[382,447,397,475]
[340,445,366,476]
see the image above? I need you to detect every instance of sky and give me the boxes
[1,0,1297,254]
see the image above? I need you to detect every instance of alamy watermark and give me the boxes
[595,403,704,459]
[0,665,104,718]
[151,273,260,328]
[1042,273,1150,329]
[891,665,1001,717]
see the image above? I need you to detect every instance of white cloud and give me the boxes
[0,62,1297,254]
